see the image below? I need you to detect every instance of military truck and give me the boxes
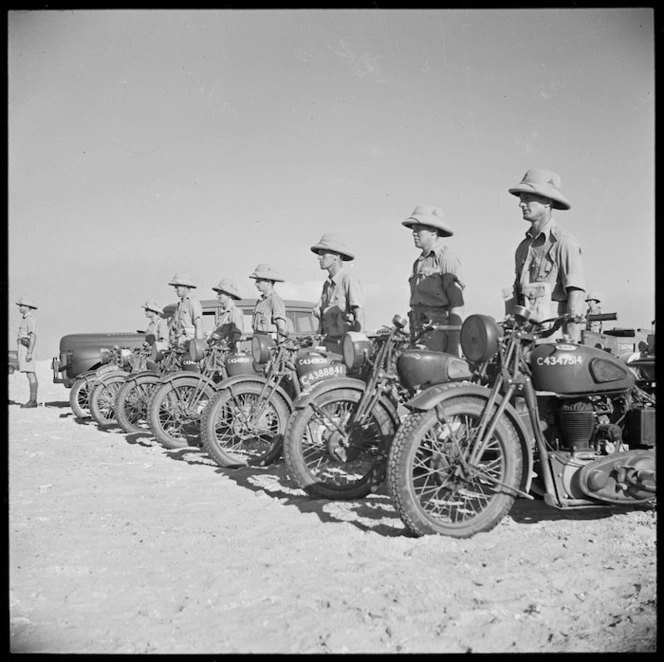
[51,299,317,388]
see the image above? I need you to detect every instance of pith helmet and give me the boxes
[249,264,284,283]
[16,296,37,309]
[168,272,196,288]
[142,299,164,315]
[310,233,355,261]
[212,278,241,300]
[508,168,571,211]
[402,205,454,237]
[586,291,602,303]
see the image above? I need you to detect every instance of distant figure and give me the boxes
[142,300,170,345]
[310,233,365,353]
[585,291,603,333]
[249,264,288,339]
[168,273,204,345]
[210,278,244,350]
[403,205,465,356]
[509,168,586,341]
[16,296,39,408]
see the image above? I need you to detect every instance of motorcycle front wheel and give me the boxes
[388,396,522,538]
[283,388,396,500]
[148,376,215,449]
[89,371,127,427]
[115,374,159,434]
[69,373,96,419]
[201,381,290,467]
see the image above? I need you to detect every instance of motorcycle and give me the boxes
[201,334,345,468]
[113,342,187,434]
[88,344,153,426]
[68,344,142,420]
[388,307,656,538]
[147,339,243,449]
[282,315,472,500]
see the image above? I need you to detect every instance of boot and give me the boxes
[21,382,38,409]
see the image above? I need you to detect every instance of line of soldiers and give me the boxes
[14,166,602,409]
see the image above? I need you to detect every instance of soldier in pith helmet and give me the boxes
[141,300,170,345]
[15,296,39,408]
[168,272,204,345]
[310,233,365,353]
[249,264,288,339]
[210,278,244,349]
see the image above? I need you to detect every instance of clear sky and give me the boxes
[8,8,655,357]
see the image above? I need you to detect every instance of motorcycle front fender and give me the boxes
[292,376,401,433]
[215,374,294,413]
[124,370,161,385]
[157,370,217,392]
[406,382,534,495]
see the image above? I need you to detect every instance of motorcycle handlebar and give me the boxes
[588,312,618,322]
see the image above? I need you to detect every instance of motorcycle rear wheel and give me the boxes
[89,371,127,427]
[115,374,159,434]
[148,376,215,449]
[283,387,396,500]
[201,381,290,467]
[388,396,522,538]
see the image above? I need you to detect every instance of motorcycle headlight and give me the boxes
[99,348,111,365]
[120,348,134,367]
[342,332,373,371]
[460,315,502,363]
[251,334,275,364]
[187,338,208,362]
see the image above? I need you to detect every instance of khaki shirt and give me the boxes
[17,311,37,371]
[252,292,286,334]
[514,220,585,314]
[171,292,203,341]
[409,240,465,310]
[213,301,245,342]
[316,267,364,339]
[146,318,170,344]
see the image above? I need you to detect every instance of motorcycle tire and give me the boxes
[148,376,216,449]
[89,370,127,427]
[68,373,97,419]
[115,374,160,434]
[388,395,522,538]
[201,381,290,467]
[283,387,396,500]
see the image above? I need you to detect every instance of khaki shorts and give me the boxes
[18,344,36,373]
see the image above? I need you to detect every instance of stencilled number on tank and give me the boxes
[536,354,583,366]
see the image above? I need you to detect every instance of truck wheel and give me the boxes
[115,374,159,434]
[148,376,216,449]
[89,371,127,427]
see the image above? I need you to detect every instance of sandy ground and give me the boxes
[8,361,657,654]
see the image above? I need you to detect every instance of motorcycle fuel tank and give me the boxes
[531,342,635,394]
[294,349,346,388]
[225,352,259,377]
[397,349,472,391]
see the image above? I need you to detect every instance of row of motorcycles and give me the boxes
[69,307,656,539]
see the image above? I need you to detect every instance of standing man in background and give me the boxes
[168,273,204,345]
[509,168,586,341]
[585,292,604,333]
[16,296,39,408]
[310,233,365,353]
[249,264,289,340]
[210,278,245,349]
[403,205,465,356]
[142,300,170,344]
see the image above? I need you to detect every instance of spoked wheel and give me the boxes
[89,371,127,427]
[388,396,522,538]
[201,381,290,467]
[283,388,396,500]
[69,373,96,419]
[115,374,159,434]
[148,376,215,449]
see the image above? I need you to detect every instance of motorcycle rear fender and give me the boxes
[216,374,294,413]
[407,383,534,494]
[124,370,161,384]
[158,370,217,391]
[293,376,401,432]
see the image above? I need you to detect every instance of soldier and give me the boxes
[509,168,586,341]
[403,205,465,355]
[210,278,244,349]
[141,300,170,345]
[15,296,39,408]
[310,233,365,353]
[249,264,288,339]
[168,272,204,345]
[585,291,603,333]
